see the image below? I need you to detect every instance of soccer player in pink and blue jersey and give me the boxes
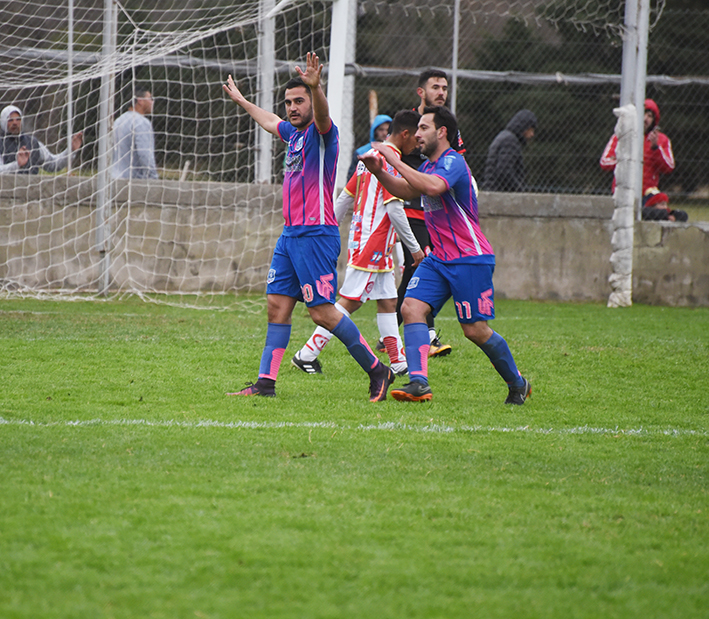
[361,106,531,404]
[222,52,394,401]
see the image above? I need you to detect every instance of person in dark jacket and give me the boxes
[0,105,82,174]
[482,109,537,192]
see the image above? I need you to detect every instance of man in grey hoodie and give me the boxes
[482,109,537,192]
[0,105,82,175]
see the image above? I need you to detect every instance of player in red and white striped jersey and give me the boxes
[292,110,425,376]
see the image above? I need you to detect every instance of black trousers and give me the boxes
[642,207,688,222]
[396,217,434,329]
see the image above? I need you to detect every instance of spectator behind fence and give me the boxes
[600,98,687,222]
[346,114,392,180]
[0,105,82,175]
[112,88,158,179]
[482,109,536,192]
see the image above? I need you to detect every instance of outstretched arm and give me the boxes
[38,140,71,173]
[296,52,330,135]
[223,75,282,136]
[362,143,448,199]
[359,151,417,200]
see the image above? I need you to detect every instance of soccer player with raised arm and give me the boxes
[291,109,425,377]
[360,106,531,404]
[222,53,394,401]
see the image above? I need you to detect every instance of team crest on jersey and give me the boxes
[294,135,304,151]
[443,155,455,170]
[285,149,303,173]
[267,268,276,284]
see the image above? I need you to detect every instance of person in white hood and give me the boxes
[0,105,82,174]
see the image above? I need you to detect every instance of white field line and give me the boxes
[1,417,707,438]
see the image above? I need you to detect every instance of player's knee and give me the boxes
[401,298,427,323]
[308,303,340,331]
[463,321,492,346]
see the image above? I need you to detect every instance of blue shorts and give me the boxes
[266,233,340,307]
[405,255,496,323]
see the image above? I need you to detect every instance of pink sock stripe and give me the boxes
[419,344,430,378]
[259,347,286,380]
[359,335,379,370]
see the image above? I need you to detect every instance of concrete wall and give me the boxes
[1,175,707,306]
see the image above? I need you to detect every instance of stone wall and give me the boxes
[1,175,707,306]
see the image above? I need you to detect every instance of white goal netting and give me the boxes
[0,0,661,308]
[0,0,334,308]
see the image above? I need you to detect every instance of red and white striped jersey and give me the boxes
[343,143,403,272]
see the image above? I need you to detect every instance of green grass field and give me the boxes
[1,297,708,618]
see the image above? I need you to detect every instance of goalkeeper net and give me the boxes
[0,0,663,308]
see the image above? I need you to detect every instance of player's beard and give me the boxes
[289,107,313,129]
[425,94,447,108]
[419,135,437,158]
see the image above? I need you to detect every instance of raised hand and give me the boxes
[295,52,323,90]
[222,75,246,105]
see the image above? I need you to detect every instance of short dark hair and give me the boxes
[389,109,420,136]
[422,105,458,146]
[418,69,448,88]
[284,76,312,99]
[133,87,151,103]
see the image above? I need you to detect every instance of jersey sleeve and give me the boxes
[432,151,466,190]
[277,120,294,144]
[315,119,338,149]
[344,167,359,196]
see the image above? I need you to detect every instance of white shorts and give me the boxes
[338,267,397,302]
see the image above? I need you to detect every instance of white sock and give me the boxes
[299,302,350,362]
[377,312,405,364]
[429,328,437,343]
[300,326,332,361]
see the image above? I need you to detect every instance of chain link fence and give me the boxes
[2,1,708,213]
[351,1,709,219]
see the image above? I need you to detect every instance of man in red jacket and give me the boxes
[600,99,687,222]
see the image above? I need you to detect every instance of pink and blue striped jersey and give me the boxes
[277,120,339,233]
[419,148,494,262]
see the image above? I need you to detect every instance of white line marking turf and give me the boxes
[1,417,707,438]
